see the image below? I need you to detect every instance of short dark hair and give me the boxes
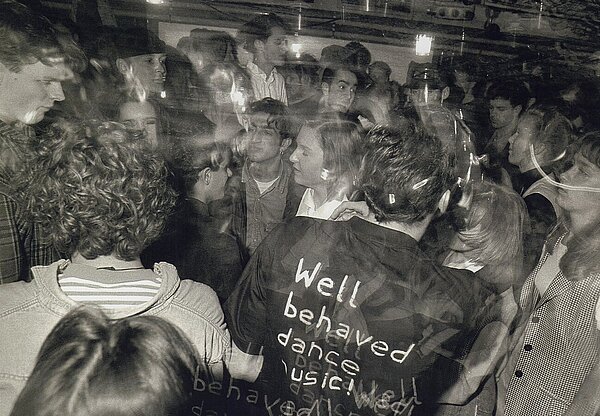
[486,79,530,112]
[0,0,65,71]
[321,65,357,87]
[10,307,199,416]
[18,119,177,260]
[237,13,289,54]
[172,138,231,194]
[345,41,371,69]
[248,97,293,142]
[282,53,320,86]
[359,124,454,224]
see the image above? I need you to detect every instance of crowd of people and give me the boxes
[1,0,600,415]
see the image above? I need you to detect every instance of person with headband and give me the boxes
[507,105,573,274]
[498,131,600,416]
[10,307,199,416]
[290,117,363,219]
[225,124,493,415]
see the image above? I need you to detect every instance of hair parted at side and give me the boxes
[237,12,289,54]
[249,97,293,142]
[17,119,177,260]
[0,0,66,71]
[359,124,454,224]
[10,306,199,416]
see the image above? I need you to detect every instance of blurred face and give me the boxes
[489,98,520,130]
[208,159,233,201]
[508,115,537,170]
[0,60,72,125]
[410,87,443,107]
[247,112,284,163]
[124,53,167,95]
[556,152,600,217]
[119,101,159,147]
[323,69,357,113]
[290,125,325,190]
[263,26,287,66]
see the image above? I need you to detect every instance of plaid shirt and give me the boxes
[0,121,58,283]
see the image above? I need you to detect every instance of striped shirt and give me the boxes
[58,264,161,309]
[246,62,288,105]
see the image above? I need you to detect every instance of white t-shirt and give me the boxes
[295,188,347,220]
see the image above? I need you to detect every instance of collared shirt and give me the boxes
[295,187,347,220]
[246,62,288,105]
[242,161,292,253]
[0,121,57,283]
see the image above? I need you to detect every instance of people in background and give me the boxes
[236,13,289,104]
[10,307,199,416]
[0,0,76,283]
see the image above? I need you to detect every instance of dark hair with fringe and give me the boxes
[17,119,177,260]
[248,97,293,143]
[359,124,454,224]
[237,13,289,55]
[10,307,199,416]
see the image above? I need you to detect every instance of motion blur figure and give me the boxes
[499,131,600,416]
[10,307,199,416]
[507,105,573,273]
[291,118,363,219]
[0,0,75,283]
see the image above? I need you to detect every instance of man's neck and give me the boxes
[249,158,281,182]
[255,58,275,77]
[71,252,144,270]
[362,212,432,242]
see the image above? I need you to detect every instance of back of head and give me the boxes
[455,181,526,278]
[18,119,177,260]
[486,79,530,111]
[10,307,199,416]
[359,124,454,224]
[345,41,371,71]
[525,105,573,168]
[0,0,64,71]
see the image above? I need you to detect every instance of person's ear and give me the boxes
[200,168,211,185]
[441,86,450,101]
[438,189,452,215]
[321,82,330,96]
[116,58,130,75]
[533,141,548,159]
[513,104,523,116]
[280,138,292,154]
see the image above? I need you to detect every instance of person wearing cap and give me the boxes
[237,13,289,105]
[0,0,77,283]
